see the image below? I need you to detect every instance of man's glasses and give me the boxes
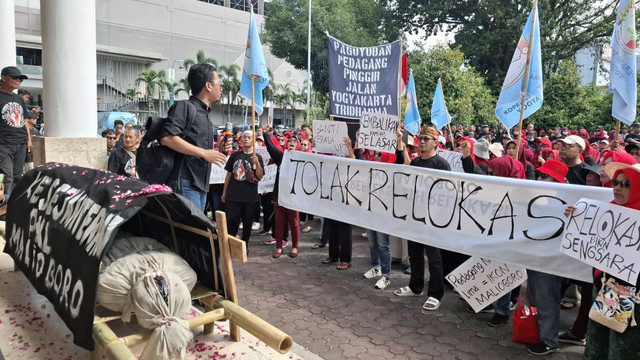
[612,179,632,189]
[300,143,309,147]
[106,136,117,140]
[419,136,435,142]
[209,81,223,87]
[9,76,23,81]
[538,172,550,180]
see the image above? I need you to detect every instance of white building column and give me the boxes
[41,0,97,137]
[0,0,17,67]
[34,0,106,170]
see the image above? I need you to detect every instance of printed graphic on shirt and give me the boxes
[233,159,248,181]
[2,102,24,128]
[124,158,138,179]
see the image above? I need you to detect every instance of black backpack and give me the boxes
[136,101,196,185]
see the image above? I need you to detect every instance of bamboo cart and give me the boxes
[3,164,291,360]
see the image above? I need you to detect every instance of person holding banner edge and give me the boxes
[393,126,448,311]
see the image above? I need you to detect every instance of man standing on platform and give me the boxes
[160,63,227,211]
[0,66,32,196]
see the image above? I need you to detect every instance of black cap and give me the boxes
[625,143,640,153]
[1,66,28,80]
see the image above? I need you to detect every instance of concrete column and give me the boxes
[35,0,105,170]
[0,0,17,67]
[41,0,97,138]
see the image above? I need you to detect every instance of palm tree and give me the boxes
[124,88,140,101]
[183,50,218,71]
[135,70,165,116]
[275,83,295,126]
[218,64,242,123]
[262,68,276,113]
[176,78,190,96]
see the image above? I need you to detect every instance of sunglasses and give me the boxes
[10,75,24,81]
[537,172,550,180]
[300,143,309,146]
[106,136,117,140]
[288,138,298,142]
[612,179,632,189]
[374,152,382,157]
[419,136,435,142]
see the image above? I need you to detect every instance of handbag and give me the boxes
[512,294,540,344]
[589,275,638,333]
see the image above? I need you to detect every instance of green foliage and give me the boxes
[124,88,140,100]
[135,70,166,99]
[529,61,613,130]
[409,45,496,128]
[384,0,616,94]
[183,50,218,71]
[264,0,402,93]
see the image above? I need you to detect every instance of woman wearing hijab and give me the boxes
[578,130,597,165]
[533,138,552,168]
[505,140,535,179]
[454,137,485,174]
[480,156,525,327]
[600,152,638,186]
[565,163,640,359]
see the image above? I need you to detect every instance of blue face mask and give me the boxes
[562,131,568,136]
[513,131,519,136]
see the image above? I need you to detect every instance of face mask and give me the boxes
[513,131,519,136]
[562,131,568,136]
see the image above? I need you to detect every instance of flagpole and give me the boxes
[616,120,621,146]
[251,75,257,169]
[439,78,455,145]
[515,0,538,157]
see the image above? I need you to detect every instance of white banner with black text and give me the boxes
[278,151,612,282]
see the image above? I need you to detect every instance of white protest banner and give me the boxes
[256,145,271,165]
[312,120,349,155]
[209,157,229,184]
[258,164,278,194]
[446,257,527,313]
[560,198,640,284]
[437,149,464,173]
[358,112,399,154]
[278,151,613,281]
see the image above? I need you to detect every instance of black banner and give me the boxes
[328,35,401,119]
[3,163,220,350]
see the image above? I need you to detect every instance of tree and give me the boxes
[384,0,617,94]
[135,70,166,100]
[124,88,140,100]
[218,64,242,123]
[274,83,296,126]
[409,45,496,128]
[529,61,612,131]
[183,50,218,71]
[264,0,402,93]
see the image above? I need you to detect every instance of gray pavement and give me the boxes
[234,219,586,360]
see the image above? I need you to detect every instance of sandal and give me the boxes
[404,267,412,275]
[321,257,338,264]
[311,243,326,249]
[422,297,441,311]
[301,226,312,233]
[336,262,351,270]
[394,286,423,297]
[560,301,577,310]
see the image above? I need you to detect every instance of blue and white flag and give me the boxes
[495,3,543,129]
[609,0,637,126]
[239,11,269,115]
[431,78,450,131]
[404,71,421,135]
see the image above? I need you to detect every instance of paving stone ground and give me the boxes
[234,219,586,360]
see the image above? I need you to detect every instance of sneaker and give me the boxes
[509,301,517,311]
[375,277,390,290]
[558,331,586,346]
[362,232,368,238]
[527,342,558,356]
[263,238,276,244]
[487,313,509,327]
[282,240,289,248]
[258,229,271,236]
[252,222,260,230]
[467,305,494,314]
[238,223,243,230]
[363,267,382,279]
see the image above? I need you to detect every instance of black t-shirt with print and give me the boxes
[224,150,264,203]
[107,147,138,179]
[0,91,28,145]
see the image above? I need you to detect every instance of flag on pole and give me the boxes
[404,71,421,135]
[431,78,451,131]
[609,0,637,126]
[495,3,543,129]
[239,10,270,115]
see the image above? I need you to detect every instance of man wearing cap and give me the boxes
[0,66,32,196]
[558,135,587,185]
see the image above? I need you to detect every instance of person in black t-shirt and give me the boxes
[108,127,141,178]
[558,135,587,185]
[223,131,264,251]
[0,66,31,196]
[160,63,227,211]
[393,126,449,312]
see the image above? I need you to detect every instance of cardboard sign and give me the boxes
[209,157,229,184]
[258,164,277,194]
[256,146,271,165]
[358,112,399,154]
[437,148,464,173]
[561,198,640,284]
[312,120,349,155]
[446,257,527,313]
